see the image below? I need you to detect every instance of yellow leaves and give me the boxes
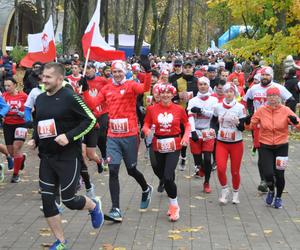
[168,226,204,241]
[39,228,52,237]
[263,229,273,235]
[100,244,126,250]
[168,234,183,240]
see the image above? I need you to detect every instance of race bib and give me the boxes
[157,138,176,153]
[110,118,129,133]
[201,128,216,141]
[219,128,236,141]
[146,95,153,106]
[37,119,57,139]
[276,156,288,170]
[14,127,28,140]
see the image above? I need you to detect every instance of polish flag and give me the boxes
[20,16,56,68]
[82,0,125,61]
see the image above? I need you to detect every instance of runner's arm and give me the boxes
[132,72,152,94]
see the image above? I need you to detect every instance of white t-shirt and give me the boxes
[214,101,246,142]
[243,82,292,111]
[24,87,43,108]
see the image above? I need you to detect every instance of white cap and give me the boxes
[73,53,79,58]
[198,76,210,85]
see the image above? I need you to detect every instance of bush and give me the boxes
[10,46,27,64]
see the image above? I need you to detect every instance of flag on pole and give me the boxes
[82,0,125,61]
[20,16,56,68]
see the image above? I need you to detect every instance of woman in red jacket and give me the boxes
[250,87,300,209]
[143,84,190,222]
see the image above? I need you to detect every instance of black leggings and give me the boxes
[259,143,288,198]
[109,164,148,208]
[193,152,212,183]
[97,113,108,159]
[80,159,92,190]
[155,150,180,199]
[39,157,86,217]
[149,145,160,179]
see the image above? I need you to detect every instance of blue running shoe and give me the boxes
[90,198,104,229]
[140,185,153,209]
[104,207,123,222]
[6,156,13,170]
[273,197,282,209]
[266,191,274,205]
[49,239,68,250]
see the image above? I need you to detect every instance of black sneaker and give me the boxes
[157,180,164,193]
[97,162,103,173]
[258,180,268,193]
[11,174,20,183]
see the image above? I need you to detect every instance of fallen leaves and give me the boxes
[39,228,51,237]
[292,218,300,223]
[194,196,206,200]
[263,229,272,235]
[168,226,204,241]
[100,244,126,250]
[168,234,183,240]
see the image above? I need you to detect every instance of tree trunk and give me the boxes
[135,0,151,55]
[123,0,132,33]
[104,0,109,42]
[44,0,51,23]
[159,0,175,55]
[100,0,105,31]
[150,0,159,55]
[114,0,120,49]
[63,0,72,54]
[177,0,183,50]
[14,0,19,45]
[35,0,44,31]
[53,0,58,34]
[186,0,195,51]
[133,0,139,54]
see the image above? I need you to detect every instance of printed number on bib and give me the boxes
[37,119,57,139]
[157,138,176,153]
[110,118,129,133]
[219,128,236,141]
[14,127,28,139]
[276,156,288,170]
[201,128,216,141]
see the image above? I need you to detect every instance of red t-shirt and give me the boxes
[211,93,224,103]
[83,73,151,138]
[66,74,81,94]
[3,91,27,125]
[144,102,189,151]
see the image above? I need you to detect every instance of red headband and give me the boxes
[266,87,280,96]
[159,84,177,95]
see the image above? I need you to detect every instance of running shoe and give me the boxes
[211,161,217,171]
[168,204,180,222]
[86,183,96,200]
[0,163,4,182]
[102,159,109,171]
[49,239,68,250]
[251,147,256,157]
[194,166,205,178]
[178,156,186,171]
[219,187,230,204]
[20,153,27,170]
[6,156,14,170]
[104,207,123,222]
[11,174,20,183]
[140,185,153,209]
[232,191,240,204]
[265,191,275,205]
[97,161,103,174]
[203,182,211,193]
[273,197,282,209]
[258,180,268,193]
[157,179,165,193]
[89,198,104,229]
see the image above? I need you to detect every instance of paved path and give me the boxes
[0,133,300,250]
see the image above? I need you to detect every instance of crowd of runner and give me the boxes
[0,51,300,249]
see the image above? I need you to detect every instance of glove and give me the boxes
[140,55,151,73]
[191,107,202,114]
[288,115,299,125]
[191,131,199,142]
[78,77,89,92]
[245,115,252,125]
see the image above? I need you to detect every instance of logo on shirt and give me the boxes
[120,89,125,95]
[158,112,173,130]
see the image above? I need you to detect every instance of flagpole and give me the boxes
[79,48,91,94]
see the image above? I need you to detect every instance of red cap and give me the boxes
[266,87,280,96]
[159,84,177,95]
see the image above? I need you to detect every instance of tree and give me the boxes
[150,0,159,55]
[114,0,120,49]
[62,0,72,54]
[186,0,195,50]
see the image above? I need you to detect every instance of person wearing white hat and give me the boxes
[187,76,218,193]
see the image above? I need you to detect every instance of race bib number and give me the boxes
[201,128,216,141]
[219,128,236,141]
[37,119,57,139]
[276,156,288,170]
[14,127,28,140]
[146,95,153,106]
[157,138,176,153]
[110,118,129,133]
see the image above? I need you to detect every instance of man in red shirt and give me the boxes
[82,57,153,222]
[66,64,82,94]
[227,64,245,89]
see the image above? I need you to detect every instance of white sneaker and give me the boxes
[219,187,230,205]
[232,191,240,204]
[86,183,96,200]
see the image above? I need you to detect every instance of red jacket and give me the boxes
[228,71,245,88]
[3,91,27,125]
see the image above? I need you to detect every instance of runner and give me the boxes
[243,66,295,193]
[143,84,190,221]
[249,87,300,208]
[29,62,103,250]
[2,77,27,183]
[211,83,247,204]
[187,76,218,193]
[82,58,153,222]
[0,96,10,177]
[66,64,82,94]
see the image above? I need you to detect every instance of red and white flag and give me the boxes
[20,16,56,68]
[82,0,125,61]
